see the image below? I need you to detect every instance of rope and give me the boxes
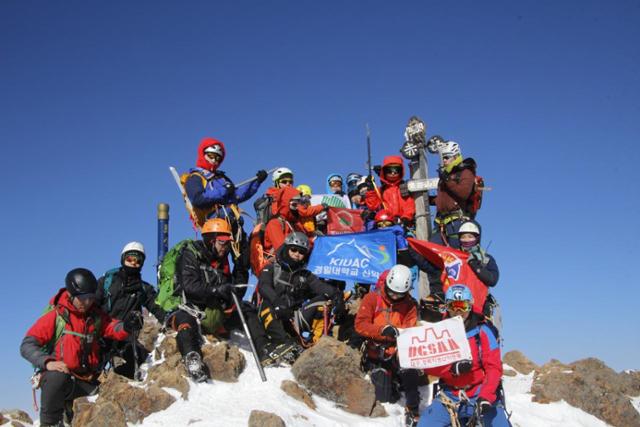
[438,391,462,427]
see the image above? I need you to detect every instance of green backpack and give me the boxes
[155,240,201,312]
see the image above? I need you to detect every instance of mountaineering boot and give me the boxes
[266,342,298,365]
[184,351,207,382]
[404,406,420,427]
[259,343,278,367]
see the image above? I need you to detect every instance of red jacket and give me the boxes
[355,272,418,359]
[424,323,503,403]
[264,186,307,253]
[23,289,128,376]
[365,156,415,222]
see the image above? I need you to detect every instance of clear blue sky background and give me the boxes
[1,0,639,414]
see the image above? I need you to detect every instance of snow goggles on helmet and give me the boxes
[376,220,394,228]
[446,300,472,312]
[288,246,308,255]
[383,166,402,174]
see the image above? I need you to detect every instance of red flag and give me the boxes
[327,207,365,235]
[408,238,488,315]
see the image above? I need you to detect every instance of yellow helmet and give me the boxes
[296,184,312,197]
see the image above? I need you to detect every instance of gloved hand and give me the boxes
[450,359,473,376]
[467,257,481,271]
[399,182,410,198]
[256,170,268,184]
[321,203,330,210]
[437,166,449,181]
[123,311,144,333]
[211,282,234,301]
[476,397,492,415]
[273,305,293,320]
[372,165,382,176]
[332,294,347,321]
[380,325,399,338]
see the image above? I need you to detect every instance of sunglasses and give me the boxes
[376,220,394,228]
[205,152,222,162]
[289,247,308,255]
[289,201,300,209]
[446,300,471,312]
[215,239,231,246]
[279,179,293,185]
[442,155,455,161]
[329,181,343,187]
[384,167,402,174]
[386,288,406,299]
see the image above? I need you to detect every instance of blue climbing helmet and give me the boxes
[445,284,474,304]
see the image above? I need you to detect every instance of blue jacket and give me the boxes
[185,168,260,210]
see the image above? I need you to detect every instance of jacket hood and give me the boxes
[196,137,226,171]
[326,173,344,194]
[380,156,405,186]
[276,186,302,221]
[51,288,99,318]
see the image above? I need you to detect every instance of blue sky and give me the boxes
[1,0,639,413]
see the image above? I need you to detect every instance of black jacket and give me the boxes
[258,247,340,310]
[96,268,165,323]
[176,240,236,309]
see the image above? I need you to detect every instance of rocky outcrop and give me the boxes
[291,336,379,417]
[0,410,32,426]
[72,371,175,426]
[248,410,286,427]
[280,380,316,410]
[531,357,640,427]
[202,342,246,382]
[503,350,538,375]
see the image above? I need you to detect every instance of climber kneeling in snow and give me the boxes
[354,264,422,427]
[20,268,141,427]
[418,285,511,427]
[257,232,345,366]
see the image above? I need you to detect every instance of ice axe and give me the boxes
[229,290,267,382]
[234,167,278,189]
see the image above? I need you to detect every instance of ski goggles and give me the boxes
[376,220,394,228]
[329,180,343,187]
[446,300,472,312]
[124,252,144,265]
[383,166,402,175]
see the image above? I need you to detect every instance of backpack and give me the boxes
[101,268,120,313]
[460,158,484,217]
[249,216,288,276]
[254,194,274,227]
[155,240,201,312]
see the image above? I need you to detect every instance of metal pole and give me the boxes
[230,291,267,382]
[157,203,169,284]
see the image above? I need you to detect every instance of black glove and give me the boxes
[273,305,293,320]
[399,182,410,198]
[321,203,330,210]
[256,170,268,184]
[437,166,449,181]
[450,359,473,376]
[123,311,143,333]
[380,325,399,338]
[332,294,347,321]
[467,258,481,272]
[211,282,234,301]
[372,165,382,176]
[476,397,492,415]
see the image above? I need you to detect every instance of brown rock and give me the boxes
[503,350,538,375]
[95,372,175,423]
[531,357,640,427]
[281,380,316,410]
[0,413,6,424]
[139,314,161,352]
[72,396,94,424]
[158,334,179,359]
[146,360,190,399]
[72,399,126,427]
[502,369,517,377]
[248,410,286,427]
[1,410,32,425]
[202,342,246,382]
[292,336,377,417]
[9,421,25,427]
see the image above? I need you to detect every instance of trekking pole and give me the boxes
[230,291,267,382]
[131,327,142,381]
[365,124,388,210]
[234,167,278,189]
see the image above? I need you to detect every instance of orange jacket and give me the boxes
[355,272,418,358]
[364,155,415,222]
[264,187,307,253]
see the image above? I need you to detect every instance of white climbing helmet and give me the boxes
[385,265,412,294]
[121,241,145,256]
[272,167,294,184]
[440,141,461,159]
